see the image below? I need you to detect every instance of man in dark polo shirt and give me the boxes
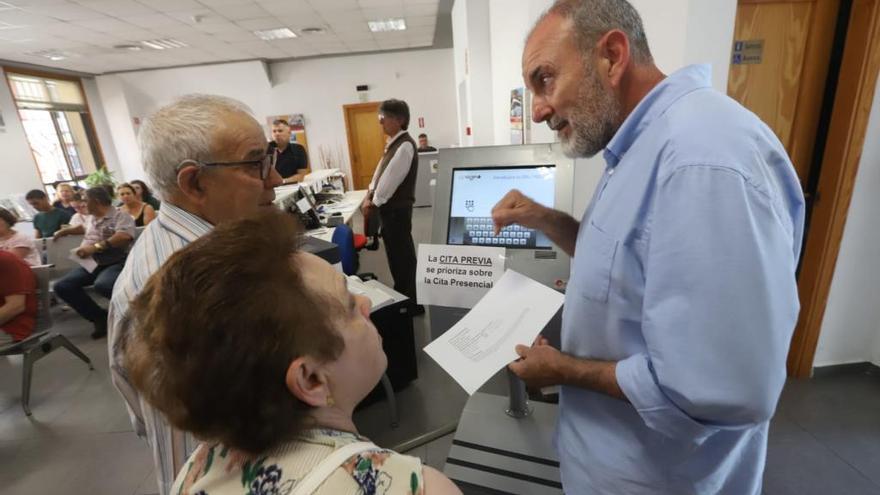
[360,99,420,312]
[267,119,309,184]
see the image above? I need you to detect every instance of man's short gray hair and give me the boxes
[138,94,255,198]
[539,0,653,65]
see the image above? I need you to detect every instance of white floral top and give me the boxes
[171,428,424,495]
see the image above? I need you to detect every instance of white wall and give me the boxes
[94,48,458,184]
[81,77,122,182]
[0,67,43,197]
[451,0,495,147]
[93,75,143,183]
[814,77,880,368]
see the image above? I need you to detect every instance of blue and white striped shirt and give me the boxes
[108,202,213,495]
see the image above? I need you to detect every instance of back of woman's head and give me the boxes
[125,210,345,454]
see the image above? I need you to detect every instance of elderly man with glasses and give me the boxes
[108,94,282,495]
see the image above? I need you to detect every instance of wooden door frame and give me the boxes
[787,0,880,377]
[342,101,382,190]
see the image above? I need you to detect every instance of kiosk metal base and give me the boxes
[444,393,563,495]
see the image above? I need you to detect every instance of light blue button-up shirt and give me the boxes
[557,65,805,494]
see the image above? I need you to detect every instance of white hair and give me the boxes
[138,94,256,198]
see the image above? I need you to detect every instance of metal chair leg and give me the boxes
[21,351,35,416]
[51,334,94,370]
[381,373,399,428]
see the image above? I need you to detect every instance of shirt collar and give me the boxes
[385,130,407,150]
[156,202,214,242]
[603,64,713,168]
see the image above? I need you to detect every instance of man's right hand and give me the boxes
[491,189,548,235]
[53,229,70,240]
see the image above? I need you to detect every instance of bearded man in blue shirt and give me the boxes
[492,1,805,493]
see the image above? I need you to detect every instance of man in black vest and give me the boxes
[267,119,309,184]
[361,99,420,312]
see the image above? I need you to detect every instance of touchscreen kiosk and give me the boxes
[446,165,555,249]
[432,143,575,291]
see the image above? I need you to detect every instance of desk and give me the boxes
[306,189,367,242]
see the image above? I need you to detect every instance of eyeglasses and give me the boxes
[178,153,277,180]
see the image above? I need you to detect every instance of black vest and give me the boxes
[374,132,418,208]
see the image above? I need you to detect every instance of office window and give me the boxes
[6,71,104,194]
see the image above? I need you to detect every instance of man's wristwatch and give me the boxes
[94,241,107,252]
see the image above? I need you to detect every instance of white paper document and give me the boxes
[69,247,98,273]
[423,269,564,395]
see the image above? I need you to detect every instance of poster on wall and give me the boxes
[266,113,311,169]
[510,88,524,145]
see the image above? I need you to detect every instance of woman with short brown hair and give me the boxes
[125,210,460,495]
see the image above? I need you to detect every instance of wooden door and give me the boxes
[728,0,880,377]
[727,0,840,186]
[344,102,386,190]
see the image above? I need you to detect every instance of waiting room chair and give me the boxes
[0,264,93,416]
[356,211,381,252]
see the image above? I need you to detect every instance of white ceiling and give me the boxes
[0,0,441,74]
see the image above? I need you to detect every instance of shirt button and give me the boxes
[608,168,615,176]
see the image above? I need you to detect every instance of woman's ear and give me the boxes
[285,356,331,408]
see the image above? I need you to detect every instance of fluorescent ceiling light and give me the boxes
[368,18,406,32]
[28,50,73,61]
[140,38,188,50]
[253,28,297,41]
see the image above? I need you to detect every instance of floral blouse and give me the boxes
[171,428,424,495]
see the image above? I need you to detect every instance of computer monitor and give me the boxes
[446,165,556,249]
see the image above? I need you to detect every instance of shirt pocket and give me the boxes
[574,222,619,303]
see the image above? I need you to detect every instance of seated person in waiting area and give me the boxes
[0,251,37,345]
[117,182,156,227]
[53,183,77,214]
[0,207,41,266]
[54,187,134,339]
[124,211,461,495]
[130,179,161,211]
[67,192,90,227]
[26,189,72,238]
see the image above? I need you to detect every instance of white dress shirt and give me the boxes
[368,130,415,207]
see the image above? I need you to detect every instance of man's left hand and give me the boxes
[508,337,566,389]
[75,245,97,258]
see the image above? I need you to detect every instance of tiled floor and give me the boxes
[1,207,879,494]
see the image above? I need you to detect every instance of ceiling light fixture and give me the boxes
[28,50,73,61]
[368,18,406,32]
[114,44,143,51]
[253,27,297,40]
[140,38,188,50]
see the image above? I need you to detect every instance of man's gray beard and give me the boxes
[559,67,622,159]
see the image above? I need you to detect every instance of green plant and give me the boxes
[83,168,117,198]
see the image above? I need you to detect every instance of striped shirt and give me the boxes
[108,202,213,495]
